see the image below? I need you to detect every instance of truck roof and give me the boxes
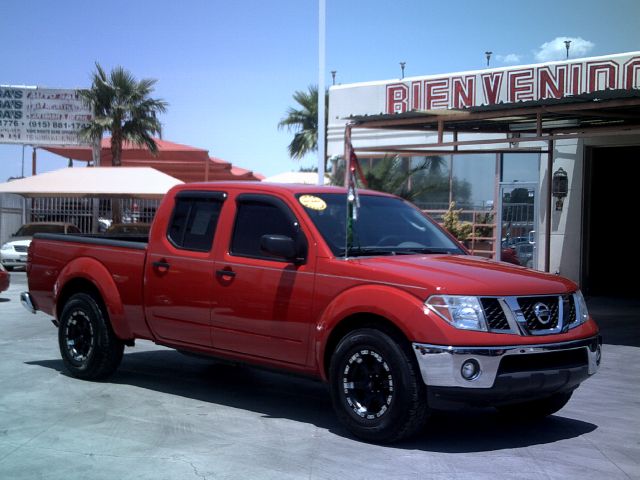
[171,181,395,197]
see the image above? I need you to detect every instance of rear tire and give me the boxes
[329,328,429,443]
[58,293,124,380]
[497,391,573,418]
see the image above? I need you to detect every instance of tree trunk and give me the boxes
[111,129,122,167]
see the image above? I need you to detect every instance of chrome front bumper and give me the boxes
[413,335,601,389]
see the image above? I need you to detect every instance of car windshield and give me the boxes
[297,193,464,257]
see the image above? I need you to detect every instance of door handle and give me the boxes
[153,260,170,270]
[216,269,236,278]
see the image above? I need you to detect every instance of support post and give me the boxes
[545,140,553,272]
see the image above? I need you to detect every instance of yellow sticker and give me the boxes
[299,195,327,211]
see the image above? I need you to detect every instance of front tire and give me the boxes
[58,293,124,380]
[329,328,429,443]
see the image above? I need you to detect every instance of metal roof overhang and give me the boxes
[346,89,640,154]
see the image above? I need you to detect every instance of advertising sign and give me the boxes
[383,52,640,114]
[0,86,92,146]
[329,52,640,120]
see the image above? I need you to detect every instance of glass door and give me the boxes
[498,182,538,269]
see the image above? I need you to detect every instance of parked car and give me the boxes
[105,223,151,235]
[0,263,9,292]
[513,241,534,268]
[500,246,521,266]
[1,222,81,271]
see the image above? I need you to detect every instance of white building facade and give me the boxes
[328,52,640,295]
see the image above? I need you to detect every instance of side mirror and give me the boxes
[260,234,305,263]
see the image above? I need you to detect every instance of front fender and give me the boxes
[54,257,132,339]
[314,284,448,379]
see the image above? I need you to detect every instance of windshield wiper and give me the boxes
[340,246,401,257]
[396,247,457,255]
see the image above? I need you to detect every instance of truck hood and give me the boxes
[349,254,576,296]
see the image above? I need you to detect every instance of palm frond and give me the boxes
[81,63,168,165]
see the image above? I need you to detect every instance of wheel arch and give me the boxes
[315,284,428,381]
[54,257,132,339]
[322,312,411,381]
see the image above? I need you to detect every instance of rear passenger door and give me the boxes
[210,193,314,366]
[144,191,225,347]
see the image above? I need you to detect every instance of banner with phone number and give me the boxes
[0,86,92,146]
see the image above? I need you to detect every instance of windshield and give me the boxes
[297,193,464,257]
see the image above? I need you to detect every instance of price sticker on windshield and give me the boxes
[299,195,327,211]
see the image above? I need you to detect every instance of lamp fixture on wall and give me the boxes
[552,167,569,211]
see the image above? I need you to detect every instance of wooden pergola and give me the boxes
[345,89,640,271]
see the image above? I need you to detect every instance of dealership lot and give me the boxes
[1,272,638,480]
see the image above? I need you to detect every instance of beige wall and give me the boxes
[541,134,640,284]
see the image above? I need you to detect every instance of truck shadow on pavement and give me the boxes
[28,349,597,452]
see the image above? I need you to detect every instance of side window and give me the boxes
[167,193,224,252]
[231,198,298,259]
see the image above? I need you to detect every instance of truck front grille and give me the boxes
[481,298,510,330]
[479,293,581,336]
[517,296,560,330]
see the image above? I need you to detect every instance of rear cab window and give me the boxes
[167,191,226,252]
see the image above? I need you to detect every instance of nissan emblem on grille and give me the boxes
[533,302,551,325]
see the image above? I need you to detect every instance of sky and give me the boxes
[1,0,639,182]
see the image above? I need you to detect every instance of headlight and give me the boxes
[572,290,589,328]
[425,295,488,332]
[1,243,11,250]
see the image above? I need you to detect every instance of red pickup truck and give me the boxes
[22,182,601,443]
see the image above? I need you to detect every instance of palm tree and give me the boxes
[80,63,168,166]
[278,85,328,169]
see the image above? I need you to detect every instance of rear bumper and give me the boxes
[20,292,38,314]
[413,335,601,406]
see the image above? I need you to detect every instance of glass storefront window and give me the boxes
[451,154,496,211]
[409,155,451,211]
[501,153,540,183]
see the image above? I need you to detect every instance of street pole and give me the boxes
[317,0,326,185]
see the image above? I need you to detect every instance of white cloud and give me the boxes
[534,37,595,62]
[496,53,522,64]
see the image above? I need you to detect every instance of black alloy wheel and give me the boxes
[58,293,124,380]
[63,309,96,365]
[329,328,429,443]
[341,348,394,420]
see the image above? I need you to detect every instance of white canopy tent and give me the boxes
[264,171,330,185]
[0,167,183,199]
[0,167,184,236]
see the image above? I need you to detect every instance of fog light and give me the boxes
[461,359,480,381]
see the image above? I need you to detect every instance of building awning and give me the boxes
[347,89,640,153]
[41,137,264,183]
[0,167,183,199]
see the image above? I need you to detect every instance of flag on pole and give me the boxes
[343,124,366,257]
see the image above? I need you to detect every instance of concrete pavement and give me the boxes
[0,272,638,479]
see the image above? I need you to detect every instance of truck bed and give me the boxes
[28,233,149,338]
